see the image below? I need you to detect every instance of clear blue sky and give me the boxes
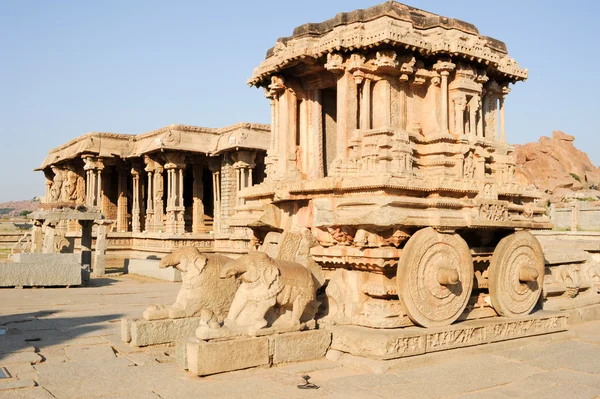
[1,0,599,202]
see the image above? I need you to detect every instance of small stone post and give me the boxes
[79,220,93,283]
[571,202,580,232]
[93,220,113,277]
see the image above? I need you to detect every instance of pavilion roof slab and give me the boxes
[249,1,527,87]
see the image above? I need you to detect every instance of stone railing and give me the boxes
[550,203,600,232]
[0,232,26,249]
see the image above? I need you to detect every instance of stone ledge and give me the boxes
[331,311,568,360]
[121,317,201,347]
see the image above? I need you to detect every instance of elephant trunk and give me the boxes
[159,253,179,269]
[220,258,246,279]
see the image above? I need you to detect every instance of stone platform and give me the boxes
[331,311,568,360]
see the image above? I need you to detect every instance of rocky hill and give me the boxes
[514,131,600,202]
[0,199,41,218]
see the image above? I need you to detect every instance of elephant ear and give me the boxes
[261,258,280,289]
[192,255,208,275]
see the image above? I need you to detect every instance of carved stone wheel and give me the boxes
[488,231,545,317]
[397,227,474,328]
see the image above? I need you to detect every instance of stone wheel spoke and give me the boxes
[488,231,544,317]
[397,227,473,328]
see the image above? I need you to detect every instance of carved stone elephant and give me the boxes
[220,251,318,333]
[143,247,239,324]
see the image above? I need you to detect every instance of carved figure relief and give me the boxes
[463,151,475,179]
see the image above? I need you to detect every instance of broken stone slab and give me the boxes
[331,311,568,360]
[187,336,270,376]
[126,259,181,282]
[121,317,201,347]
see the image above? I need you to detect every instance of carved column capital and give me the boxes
[433,60,456,76]
[268,75,287,98]
[324,52,345,73]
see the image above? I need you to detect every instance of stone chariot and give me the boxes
[232,0,552,329]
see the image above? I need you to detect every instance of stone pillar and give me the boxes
[31,221,43,253]
[41,221,56,254]
[469,97,478,137]
[232,151,256,207]
[483,81,501,141]
[476,96,484,138]
[499,86,510,143]
[144,169,154,232]
[131,166,142,233]
[164,153,185,235]
[117,167,128,232]
[93,221,112,277]
[571,202,580,232]
[337,71,358,162]
[153,163,165,233]
[310,89,324,179]
[434,61,456,135]
[360,78,372,131]
[83,156,103,207]
[208,158,221,234]
[453,95,467,135]
[97,168,103,209]
[79,220,93,283]
[192,163,205,234]
[44,176,53,204]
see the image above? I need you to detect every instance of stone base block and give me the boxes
[271,329,331,364]
[331,311,568,360]
[121,317,201,347]
[126,259,182,282]
[0,259,82,287]
[187,336,270,376]
[186,329,332,376]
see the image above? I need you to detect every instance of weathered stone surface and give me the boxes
[270,329,331,364]
[187,336,269,376]
[127,259,181,282]
[0,261,82,287]
[125,317,202,347]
